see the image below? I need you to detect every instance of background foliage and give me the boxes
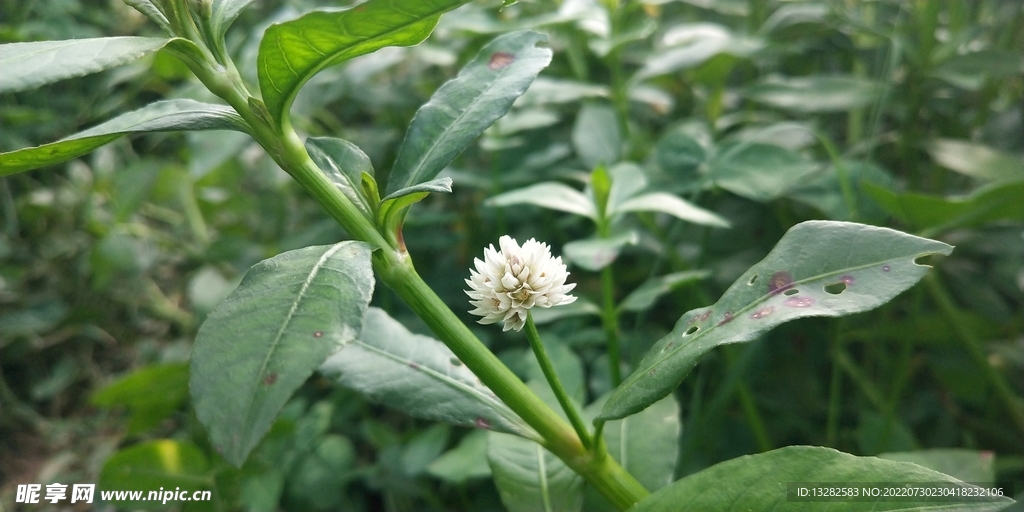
[1,0,1021,510]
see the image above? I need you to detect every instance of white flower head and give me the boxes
[465,236,577,332]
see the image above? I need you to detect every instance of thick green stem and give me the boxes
[524,313,593,449]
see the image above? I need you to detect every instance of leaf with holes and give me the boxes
[599,221,953,421]
[0,99,248,177]
[191,242,373,466]
[319,308,537,440]
[630,446,1012,511]
[386,30,553,195]
[257,0,471,126]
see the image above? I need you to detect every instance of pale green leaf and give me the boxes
[320,308,537,440]
[530,298,601,324]
[745,75,883,112]
[564,231,640,271]
[191,242,374,466]
[572,103,622,169]
[386,30,553,195]
[210,0,256,39]
[928,139,1024,182]
[486,182,597,219]
[631,446,1012,511]
[600,221,953,421]
[613,192,730,228]
[878,449,997,485]
[124,0,173,34]
[258,0,470,126]
[0,36,171,93]
[606,163,648,212]
[618,270,711,313]
[0,99,248,177]
[427,430,492,483]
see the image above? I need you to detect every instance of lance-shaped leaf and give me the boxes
[630,446,1012,511]
[386,30,553,195]
[612,192,730,228]
[319,307,537,440]
[618,270,710,313]
[306,137,375,217]
[0,99,248,177]
[258,0,471,127]
[486,182,597,219]
[599,221,953,421]
[191,242,374,466]
[864,180,1024,236]
[0,37,172,93]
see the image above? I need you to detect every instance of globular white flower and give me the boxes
[465,236,577,332]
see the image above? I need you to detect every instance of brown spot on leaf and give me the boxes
[313,331,323,338]
[717,312,734,326]
[750,306,775,319]
[768,271,793,295]
[475,417,491,429]
[263,373,278,385]
[489,52,516,70]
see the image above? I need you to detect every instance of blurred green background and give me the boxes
[1,0,1021,510]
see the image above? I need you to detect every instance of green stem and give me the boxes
[925,275,1024,434]
[524,312,593,449]
[601,264,623,386]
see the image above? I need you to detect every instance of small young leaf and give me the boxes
[612,192,730,228]
[386,30,553,195]
[600,221,953,421]
[605,163,648,213]
[320,308,538,440]
[191,242,374,466]
[381,177,453,202]
[572,103,622,169]
[630,446,1012,511]
[258,0,471,127]
[0,37,171,93]
[618,270,711,313]
[124,0,173,35]
[0,99,248,177]
[306,137,375,217]
[486,182,597,219]
[564,231,639,271]
[210,0,256,40]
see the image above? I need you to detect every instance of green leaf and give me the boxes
[98,440,210,509]
[630,446,1013,511]
[320,307,538,440]
[572,103,622,169]
[210,0,256,40]
[124,0,173,35]
[708,143,819,202]
[0,99,248,177]
[386,30,553,195]
[91,363,189,434]
[381,177,453,202]
[486,182,598,219]
[488,431,583,512]
[745,75,882,112]
[257,0,472,127]
[878,449,996,485]
[191,242,374,466]
[654,128,707,180]
[863,180,1024,235]
[584,395,681,511]
[787,160,896,222]
[564,231,640,271]
[600,221,953,421]
[530,297,601,324]
[927,139,1024,182]
[0,36,171,93]
[306,137,375,217]
[618,270,710,313]
[612,192,730,228]
[635,23,760,81]
[605,163,648,212]
[427,430,492,483]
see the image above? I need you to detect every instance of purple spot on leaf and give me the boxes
[750,306,775,320]
[475,417,491,429]
[409,362,420,370]
[784,296,814,308]
[717,312,734,326]
[768,271,794,295]
[700,310,712,321]
[263,373,278,385]
[489,52,516,70]
[841,275,855,286]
